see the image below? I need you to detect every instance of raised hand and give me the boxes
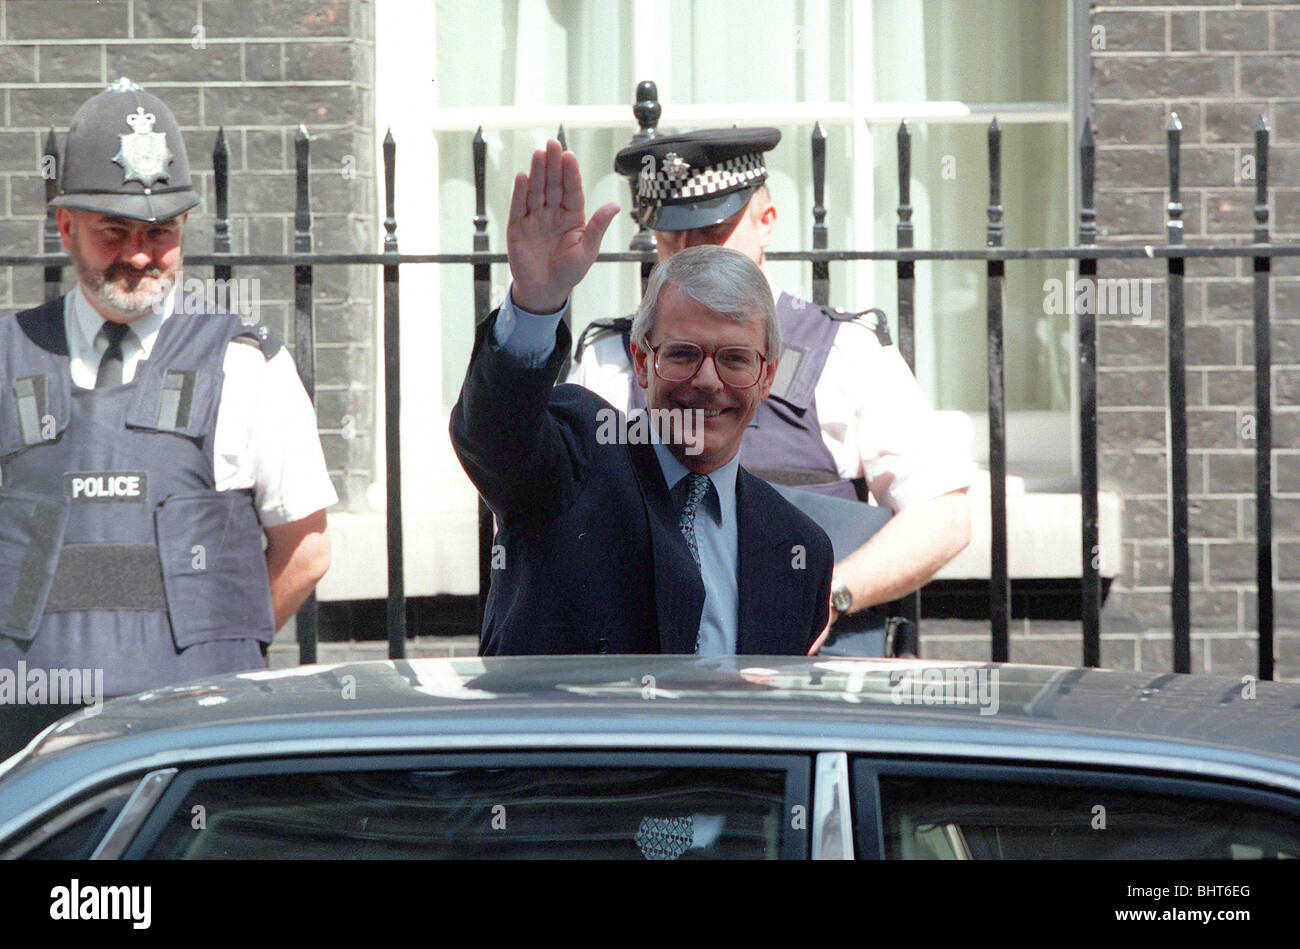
[507,139,620,314]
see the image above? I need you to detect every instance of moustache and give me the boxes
[104,264,164,282]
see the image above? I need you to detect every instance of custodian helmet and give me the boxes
[48,77,200,223]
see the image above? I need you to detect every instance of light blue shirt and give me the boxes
[492,286,568,365]
[494,284,741,654]
[651,442,741,656]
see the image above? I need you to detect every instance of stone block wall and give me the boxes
[0,0,377,508]
[1091,0,1300,678]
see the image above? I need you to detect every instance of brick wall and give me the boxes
[1091,0,1300,678]
[0,0,377,509]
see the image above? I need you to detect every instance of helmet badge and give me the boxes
[113,106,173,187]
[662,152,691,182]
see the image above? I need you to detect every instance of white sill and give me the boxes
[936,488,1122,580]
[318,481,1121,600]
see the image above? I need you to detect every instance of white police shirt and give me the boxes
[0,285,340,526]
[568,280,975,513]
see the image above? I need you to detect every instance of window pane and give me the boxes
[144,766,790,859]
[760,123,856,311]
[436,127,641,408]
[12,781,136,859]
[663,0,851,104]
[873,122,1072,412]
[873,0,1069,103]
[435,0,633,107]
[879,776,1300,859]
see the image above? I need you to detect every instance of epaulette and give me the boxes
[574,315,633,362]
[828,306,892,347]
[230,321,285,360]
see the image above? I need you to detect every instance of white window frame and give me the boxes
[321,0,1080,602]
[423,0,1078,480]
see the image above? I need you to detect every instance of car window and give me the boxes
[8,780,138,859]
[139,762,798,859]
[875,775,1300,860]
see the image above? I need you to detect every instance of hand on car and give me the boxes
[507,139,620,315]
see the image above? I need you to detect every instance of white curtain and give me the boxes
[433,0,1070,413]
[872,0,1070,412]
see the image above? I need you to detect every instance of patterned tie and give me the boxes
[95,321,132,388]
[634,815,694,860]
[677,472,711,568]
[677,472,711,656]
[645,481,712,846]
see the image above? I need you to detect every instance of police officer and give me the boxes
[569,127,974,655]
[0,79,335,751]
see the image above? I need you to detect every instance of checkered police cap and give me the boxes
[615,127,781,231]
[635,150,767,203]
[49,77,200,224]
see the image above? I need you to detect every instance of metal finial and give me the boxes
[383,128,397,249]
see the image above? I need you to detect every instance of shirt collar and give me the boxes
[651,441,739,527]
[69,282,173,357]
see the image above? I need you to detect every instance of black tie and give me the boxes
[95,321,131,388]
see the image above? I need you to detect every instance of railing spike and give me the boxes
[384,128,398,250]
[294,124,311,253]
[212,126,231,280]
[811,121,827,306]
[1079,116,1096,246]
[42,127,61,301]
[627,81,661,263]
[1254,115,1270,245]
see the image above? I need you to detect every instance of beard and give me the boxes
[74,255,178,318]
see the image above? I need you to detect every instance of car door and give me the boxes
[7,751,813,860]
[850,759,1300,859]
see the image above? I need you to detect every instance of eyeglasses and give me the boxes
[649,340,767,388]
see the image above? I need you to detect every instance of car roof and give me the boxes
[2,656,1299,831]
[8,654,1300,760]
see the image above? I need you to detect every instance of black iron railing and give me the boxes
[17,81,1296,679]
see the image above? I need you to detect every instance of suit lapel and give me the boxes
[627,440,705,653]
[736,469,800,654]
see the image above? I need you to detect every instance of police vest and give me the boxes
[0,295,280,698]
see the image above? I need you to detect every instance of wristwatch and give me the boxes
[830,575,853,616]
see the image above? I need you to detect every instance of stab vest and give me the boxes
[624,292,863,501]
[0,296,280,698]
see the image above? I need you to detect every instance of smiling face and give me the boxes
[58,208,185,323]
[630,281,778,474]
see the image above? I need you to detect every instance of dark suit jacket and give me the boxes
[450,313,833,656]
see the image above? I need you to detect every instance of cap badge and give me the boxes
[113,106,172,188]
[662,152,691,182]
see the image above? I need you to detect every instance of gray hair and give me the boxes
[630,244,780,358]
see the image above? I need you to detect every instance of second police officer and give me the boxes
[0,79,336,751]
[569,127,975,655]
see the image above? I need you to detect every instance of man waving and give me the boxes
[450,141,832,655]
